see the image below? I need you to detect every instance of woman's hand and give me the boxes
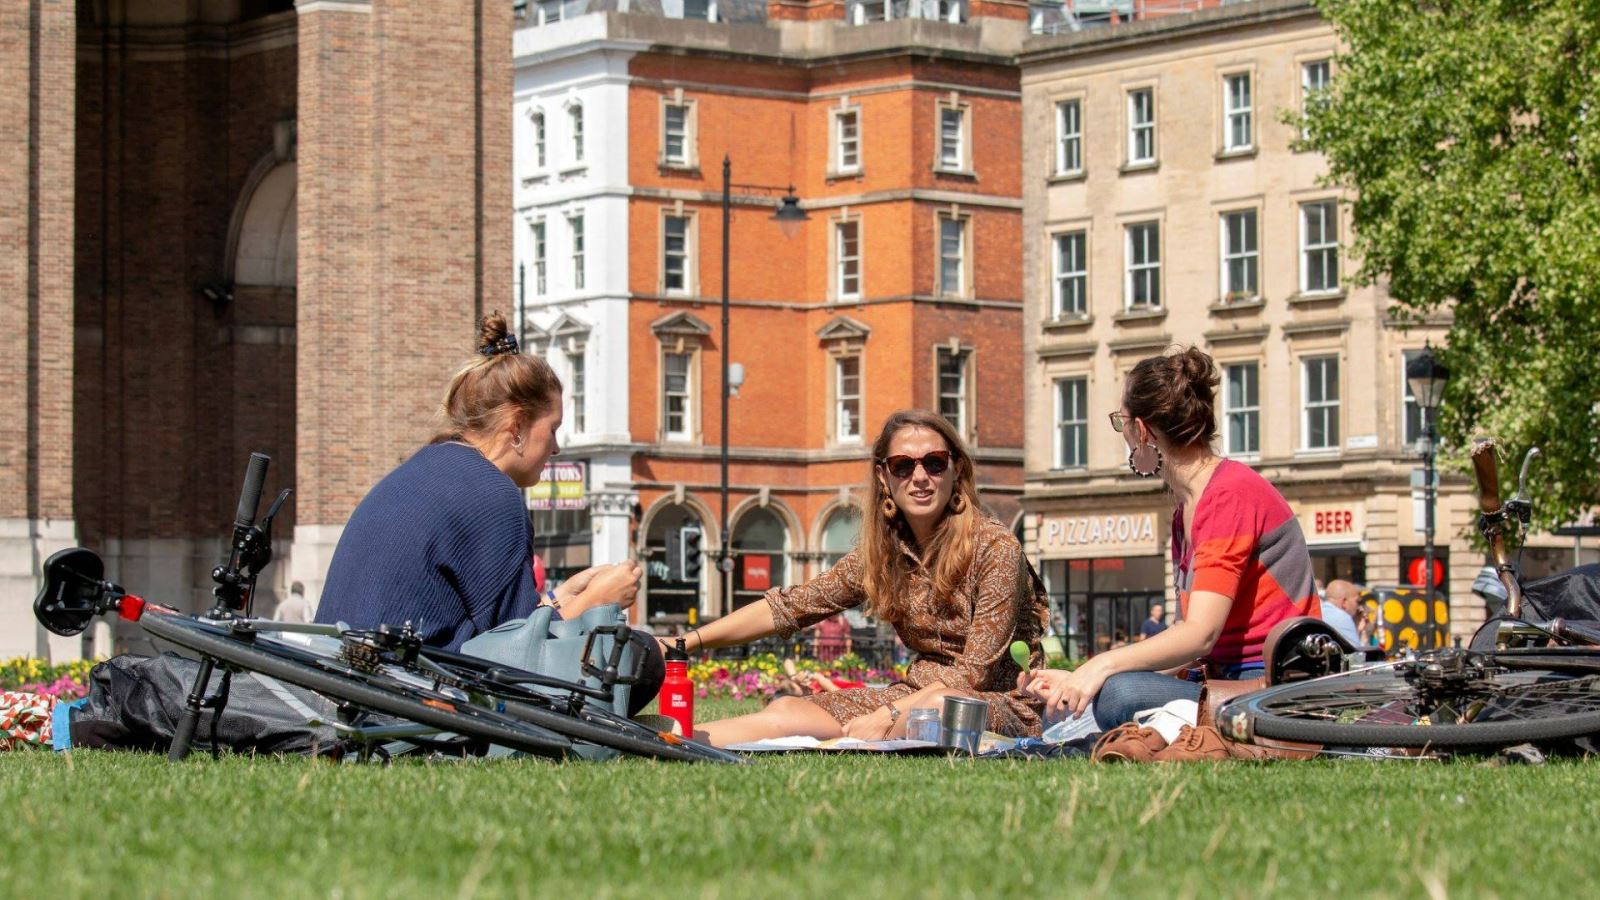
[1018,662,1109,720]
[556,560,642,617]
[841,704,897,741]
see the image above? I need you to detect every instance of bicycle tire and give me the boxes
[1228,664,1600,749]
[418,654,744,765]
[140,611,575,759]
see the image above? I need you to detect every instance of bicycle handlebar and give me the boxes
[234,452,271,530]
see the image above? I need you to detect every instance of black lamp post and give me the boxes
[1406,342,1450,603]
[717,155,808,617]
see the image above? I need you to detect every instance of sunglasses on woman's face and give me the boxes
[879,451,952,479]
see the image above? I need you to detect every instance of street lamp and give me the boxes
[718,155,808,617]
[1406,341,1450,604]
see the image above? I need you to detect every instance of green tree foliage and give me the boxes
[1297,0,1600,529]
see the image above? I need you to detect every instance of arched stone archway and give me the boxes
[233,161,297,287]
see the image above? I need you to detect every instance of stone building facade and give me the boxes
[2,0,511,659]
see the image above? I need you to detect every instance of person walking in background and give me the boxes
[1138,603,1167,641]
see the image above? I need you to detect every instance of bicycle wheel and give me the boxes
[418,652,745,765]
[1225,661,1600,749]
[139,610,575,759]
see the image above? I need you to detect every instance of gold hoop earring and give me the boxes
[881,497,898,520]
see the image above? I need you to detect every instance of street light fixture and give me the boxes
[1406,341,1450,605]
[717,155,808,617]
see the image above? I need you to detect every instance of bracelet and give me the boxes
[883,702,900,725]
[543,589,561,611]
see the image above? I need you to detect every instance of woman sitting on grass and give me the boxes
[671,409,1048,747]
[1019,347,1319,731]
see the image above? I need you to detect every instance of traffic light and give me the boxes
[680,524,703,582]
[664,526,683,582]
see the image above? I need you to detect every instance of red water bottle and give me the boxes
[661,638,694,737]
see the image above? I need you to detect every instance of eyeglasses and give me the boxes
[1109,412,1130,433]
[879,451,952,479]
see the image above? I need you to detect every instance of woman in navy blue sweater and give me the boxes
[315,312,643,658]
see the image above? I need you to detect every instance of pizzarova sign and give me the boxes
[1037,511,1161,558]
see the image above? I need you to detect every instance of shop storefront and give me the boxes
[1296,501,1368,588]
[1034,508,1168,659]
[526,461,591,585]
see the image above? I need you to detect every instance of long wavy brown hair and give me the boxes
[858,410,982,626]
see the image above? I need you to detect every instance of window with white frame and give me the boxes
[834,109,861,174]
[531,110,547,169]
[663,214,691,294]
[1302,355,1340,450]
[835,355,862,442]
[1055,99,1082,175]
[1402,349,1425,447]
[1224,362,1260,457]
[568,103,584,164]
[1301,201,1340,293]
[1221,209,1259,300]
[680,0,718,21]
[569,212,585,290]
[1224,72,1253,152]
[835,220,861,300]
[532,220,548,295]
[938,215,966,297]
[662,101,691,167]
[938,106,966,171]
[534,0,563,26]
[1301,59,1331,139]
[568,350,586,434]
[1052,231,1087,318]
[1125,222,1160,310]
[1127,88,1155,165]
[1055,377,1088,468]
[936,347,969,435]
[663,351,693,440]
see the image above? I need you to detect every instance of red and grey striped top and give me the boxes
[1172,460,1319,665]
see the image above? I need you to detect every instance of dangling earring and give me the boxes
[949,492,967,514]
[1126,443,1163,478]
[881,497,899,520]
[511,433,525,453]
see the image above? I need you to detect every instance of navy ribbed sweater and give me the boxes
[314,442,539,650]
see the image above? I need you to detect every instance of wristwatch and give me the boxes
[884,702,901,725]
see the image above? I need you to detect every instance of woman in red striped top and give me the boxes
[1020,347,1319,731]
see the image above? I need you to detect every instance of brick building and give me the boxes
[513,3,1030,623]
[2,0,511,659]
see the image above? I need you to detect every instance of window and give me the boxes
[680,0,717,21]
[936,347,969,435]
[1402,349,1425,447]
[531,111,546,169]
[1301,59,1331,138]
[569,213,585,290]
[820,507,862,572]
[1301,201,1339,293]
[663,352,693,440]
[1224,72,1253,152]
[1302,355,1340,450]
[568,104,584,164]
[1220,210,1259,300]
[938,106,965,170]
[532,220,547,295]
[568,351,586,434]
[534,0,563,25]
[835,355,862,442]
[1127,88,1155,165]
[1055,377,1088,468]
[1124,222,1160,310]
[834,109,860,174]
[663,102,690,166]
[663,214,690,294]
[1224,362,1260,457]
[1055,99,1082,175]
[835,220,861,300]
[1052,231,1087,318]
[938,215,966,297]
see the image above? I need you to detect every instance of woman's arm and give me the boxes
[666,599,780,654]
[662,553,866,654]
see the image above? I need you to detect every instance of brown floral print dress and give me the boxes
[764,515,1049,737]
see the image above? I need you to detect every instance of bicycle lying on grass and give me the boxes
[34,453,742,765]
[1219,439,1600,753]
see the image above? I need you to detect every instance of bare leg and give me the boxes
[885,685,971,738]
[695,696,844,748]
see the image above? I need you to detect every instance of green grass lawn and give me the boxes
[3,697,1593,898]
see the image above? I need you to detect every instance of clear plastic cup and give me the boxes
[905,707,941,743]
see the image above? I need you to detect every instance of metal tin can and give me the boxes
[939,696,989,754]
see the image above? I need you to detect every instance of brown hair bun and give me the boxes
[1123,345,1220,449]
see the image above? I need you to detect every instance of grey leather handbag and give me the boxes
[459,602,639,716]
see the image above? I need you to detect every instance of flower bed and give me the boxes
[0,657,97,701]
[688,653,906,701]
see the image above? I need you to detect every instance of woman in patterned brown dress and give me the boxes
[668,410,1048,748]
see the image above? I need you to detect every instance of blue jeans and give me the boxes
[1091,665,1265,732]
